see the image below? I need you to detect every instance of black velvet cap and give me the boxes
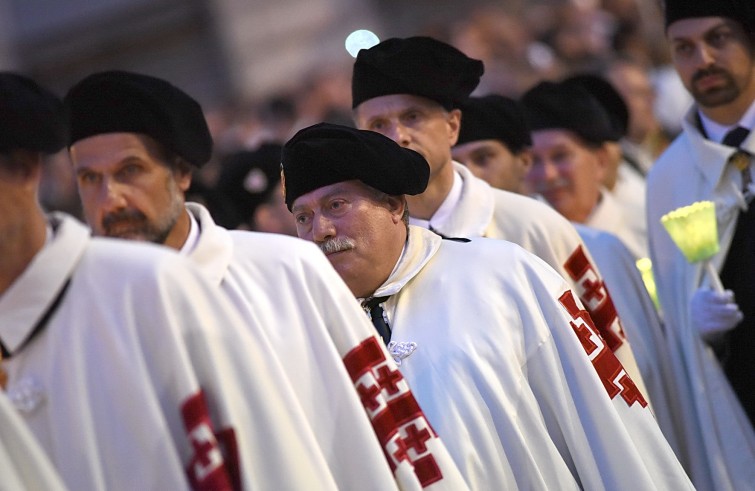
[0,72,66,153]
[64,70,212,167]
[521,80,621,145]
[281,123,430,210]
[562,74,628,137]
[456,95,532,153]
[352,36,484,109]
[214,143,283,228]
[664,0,755,32]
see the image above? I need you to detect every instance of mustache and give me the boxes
[533,177,570,193]
[319,237,356,254]
[692,66,730,83]
[102,209,147,231]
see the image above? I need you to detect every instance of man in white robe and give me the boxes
[281,122,694,490]
[0,71,392,491]
[64,70,464,490]
[451,93,683,446]
[521,78,648,260]
[646,1,755,488]
[351,36,646,389]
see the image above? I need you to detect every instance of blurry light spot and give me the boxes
[345,30,380,58]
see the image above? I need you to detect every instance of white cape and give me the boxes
[0,214,386,490]
[413,163,647,396]
[186,203,467,490]
[369,226,693,490]
[0,390,66,491]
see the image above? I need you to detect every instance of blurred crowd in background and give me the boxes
[35,0,691,233]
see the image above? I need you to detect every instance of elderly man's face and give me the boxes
[527,129,606,223]
[70,133,191,247]
[353,94,461,183]
[292,180,406,298]
[452,139,532,194]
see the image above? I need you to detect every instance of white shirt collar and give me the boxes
[698,100,755,143]
[411,170,463,230]
[179,209,200,255]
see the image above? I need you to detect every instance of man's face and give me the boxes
[606,61,659,144]
[353,94,461,182]
[452,139,532,194]
[70,133,190,245]
[527,129,605,223]
[292,180,405,298]
[668,17,755,109]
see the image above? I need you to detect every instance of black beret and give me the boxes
[456,95,532,153]
[562,74,628,137]
[352,36,484,110]
[521,80,621,145]
[214,143,283,228]
[0,72,66,153]
[64,70,212,167]
[281,123,430,210]
[664,0,755,32]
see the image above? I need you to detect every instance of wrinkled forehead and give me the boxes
[354,93,447,120]
[291,180,370,212]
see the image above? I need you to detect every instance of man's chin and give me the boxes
[102,229,151,243]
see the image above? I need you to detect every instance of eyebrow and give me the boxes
[670,20,730,42]
[292,185,354,213]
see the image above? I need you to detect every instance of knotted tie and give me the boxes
[723,126,752,192]
[363,296,391,345]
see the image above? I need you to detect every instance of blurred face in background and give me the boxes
[527,128,606,223]
[452,139,533,194]
[606,60,661,144]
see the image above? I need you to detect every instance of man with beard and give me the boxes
[0,71,399,490]
[282,122,694,490]
[646,0,755,489]
[64,70,465,490]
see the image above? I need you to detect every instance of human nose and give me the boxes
[98,178,128,213]
[312,213,336,243]
[541,160,560,181]
[532,159,559,184]
[693,43,716,68]
[384,122,411,148]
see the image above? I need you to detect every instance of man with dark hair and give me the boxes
[0,71,374,490]
[65,70,464,490]
[646,0,755,488]
[452,94,534,194]
[351,36,647,392]
[283,122,694,490]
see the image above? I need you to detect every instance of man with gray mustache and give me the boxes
[64,70,465,490]
[320,236,356,255]
[282,122,693,490]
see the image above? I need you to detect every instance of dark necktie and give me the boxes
[723,126,752,192]
[363,296,391,345]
